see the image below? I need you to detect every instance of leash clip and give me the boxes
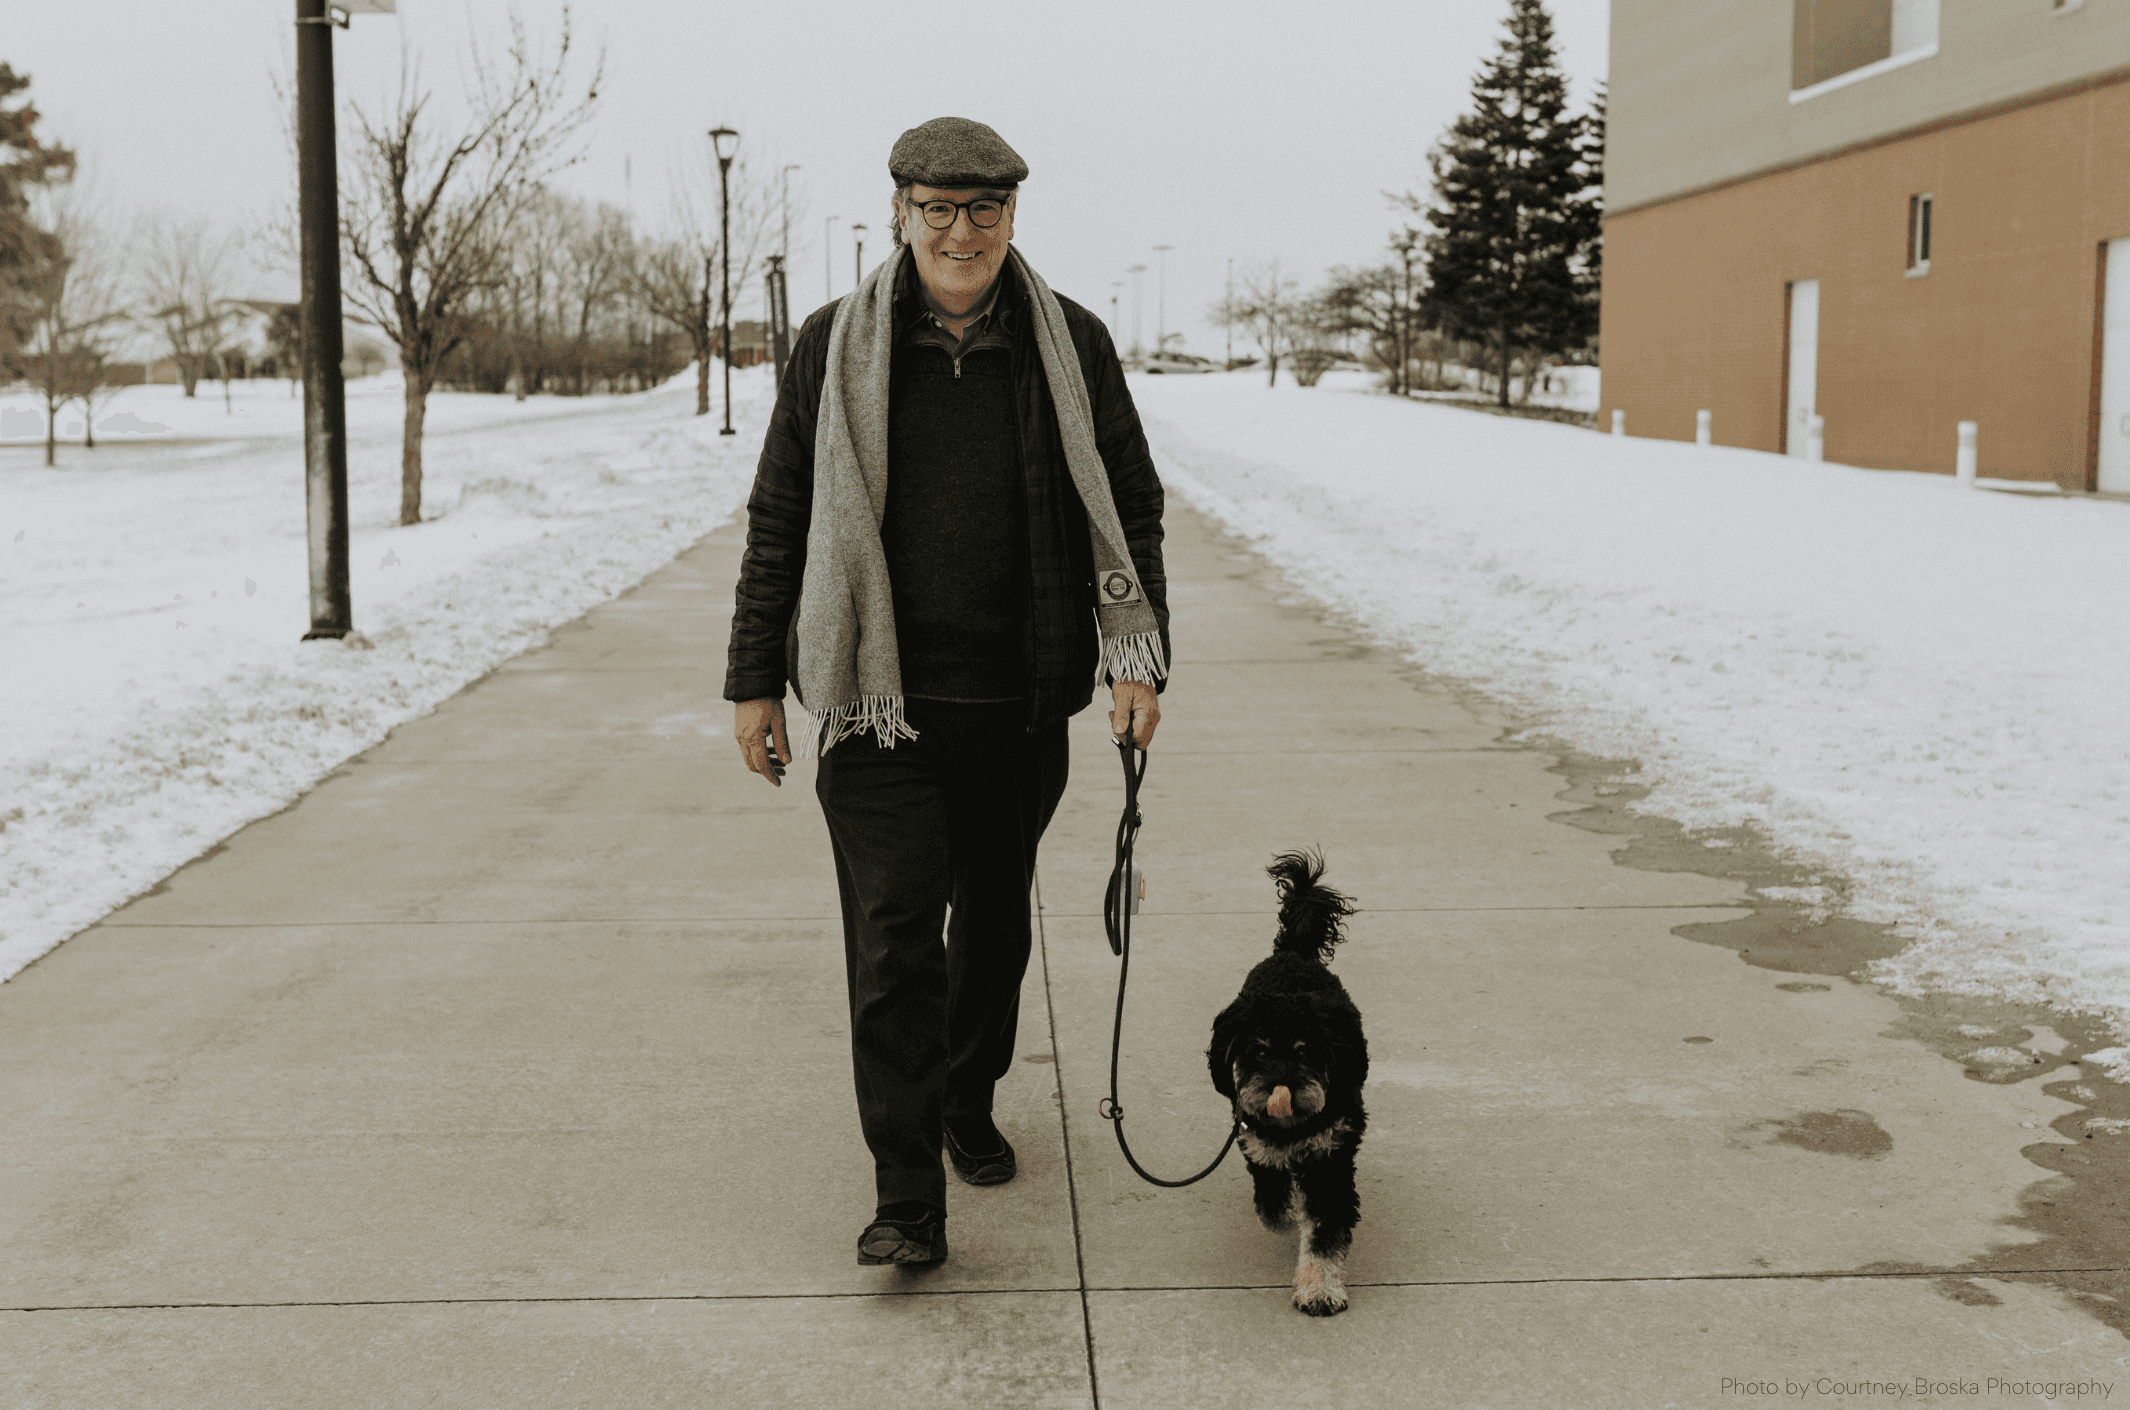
[1098,1097,1123,1122]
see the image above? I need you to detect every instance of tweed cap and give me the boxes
[888,116,1027,189]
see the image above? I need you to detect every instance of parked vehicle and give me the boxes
[1143,351,1219,375]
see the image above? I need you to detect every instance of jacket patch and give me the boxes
[1098,569,1144,606]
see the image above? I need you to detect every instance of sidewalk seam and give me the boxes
[1033,863,1103,1410]
[14,1266,2124,1314]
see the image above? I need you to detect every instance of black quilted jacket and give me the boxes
[722,256,1171,729]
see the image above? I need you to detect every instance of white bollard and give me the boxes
[1956,421,1977,487]
[1808,413,1825,462]
[1611,409,1625,436]
[1695,409,1711,446]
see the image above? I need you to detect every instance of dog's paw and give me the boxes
[1291,1254,1349,1317]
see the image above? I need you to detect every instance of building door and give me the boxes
[1786,279,1819,458]
[2100,239,2130,494]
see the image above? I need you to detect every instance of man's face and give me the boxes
[897,183,1016,311]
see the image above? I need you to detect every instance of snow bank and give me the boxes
[0,370,771,978]
[1135,371,2130,1037]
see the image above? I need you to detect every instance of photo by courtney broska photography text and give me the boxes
[1720,1377,2115,1401]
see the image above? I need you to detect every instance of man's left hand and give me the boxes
[1109,679,1161,749]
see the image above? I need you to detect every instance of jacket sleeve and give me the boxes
[1075,311,1172,689]
[723,302,838,703]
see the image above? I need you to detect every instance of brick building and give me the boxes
[1602,0,2130,488]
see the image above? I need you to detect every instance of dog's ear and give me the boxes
[1309,995,1369,1088]
[1208,999,1248,1099]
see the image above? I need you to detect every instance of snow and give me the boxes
[1135,369,2130,1044]
[9,360,2130,1051]
[0,369,769,979]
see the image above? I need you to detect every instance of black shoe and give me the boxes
[856,1207,947,1266]
[944,1116,1017,1186]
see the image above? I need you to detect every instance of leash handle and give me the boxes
[1101,737,1241,1188]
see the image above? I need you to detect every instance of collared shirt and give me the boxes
[896,255,1015,375]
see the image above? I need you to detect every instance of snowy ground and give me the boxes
[10,362,2129,1077]
[0,369,771,979]
[1136,369,2130,1071]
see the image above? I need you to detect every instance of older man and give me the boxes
[724,116,1170,1267]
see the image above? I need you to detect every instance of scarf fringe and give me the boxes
[1101,629,1169,685]
[796,693,919,760]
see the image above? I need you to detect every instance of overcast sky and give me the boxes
[13,0,1607,356]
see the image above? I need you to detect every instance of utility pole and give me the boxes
[294,0,390,640]
[825,215,840,304]
[710,127,738,436]
[1110,282,1124,348]
[1126,264,1147,361]
[851,224,868,289]
[1225,257,1234,369]
[1152,244,1173,355]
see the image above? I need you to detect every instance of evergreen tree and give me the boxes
[1419,0,1599,405]
[0,64,77,371]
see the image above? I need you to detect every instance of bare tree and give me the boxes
[629,153,785,415]
[139,214,236,400]
[339,12,600,525]
[558,198,632,393]
[1212,260,1298,387]
[15,199,128,465]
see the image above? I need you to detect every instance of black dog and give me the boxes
[1208,851,1367,1316]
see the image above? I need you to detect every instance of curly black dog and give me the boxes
[1208,850,1367,1316]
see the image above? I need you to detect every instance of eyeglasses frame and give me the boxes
[903,193,1012,231]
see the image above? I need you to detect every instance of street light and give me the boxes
[1110,281,1124,348]
[1126,264,1147,361]
[709,125,738,437]
[1225,257,1234,370]
[825,214,840,303]
[293,0,395,641]
[851,223,868,289]
[1152,244,1173,355]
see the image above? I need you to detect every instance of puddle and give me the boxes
[1542,744,2130,1337]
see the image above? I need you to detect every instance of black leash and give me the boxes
[1098,737,1240,1187]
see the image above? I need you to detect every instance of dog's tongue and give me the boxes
[1266,1086,1292,1119]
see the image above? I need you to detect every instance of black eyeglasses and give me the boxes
[907,196,1008,230]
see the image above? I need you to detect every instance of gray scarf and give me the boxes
[792,244,1165,755]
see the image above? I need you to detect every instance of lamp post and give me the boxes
[825,215,840,303]
[1110,281,1124,347]
[1224,257,1234,370]
[1126,264,1147,361]
[851,224,868,289]
[709,126,738,436]
[1152,244,1173,355]
[293,0,394,641]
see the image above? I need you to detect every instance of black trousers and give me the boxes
[815,698,1070,1210]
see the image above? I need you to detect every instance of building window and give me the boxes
[1791,0,1939,102]
[1907,192,1933,276]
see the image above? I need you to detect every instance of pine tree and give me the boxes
[0,65,77,372]
[1421,0,1599,406]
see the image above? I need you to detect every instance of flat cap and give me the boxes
[888,116,1028,189]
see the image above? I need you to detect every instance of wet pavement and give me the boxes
[2,503,2125,1407]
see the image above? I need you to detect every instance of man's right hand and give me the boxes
[734,698,791,786]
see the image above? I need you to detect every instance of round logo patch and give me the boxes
[1101,571,1136,603]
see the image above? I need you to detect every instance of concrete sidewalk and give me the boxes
[2,504,2124,1407]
